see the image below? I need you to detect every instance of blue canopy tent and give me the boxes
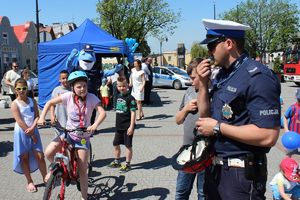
[38,18,128,108]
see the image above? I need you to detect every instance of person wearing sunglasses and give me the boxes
[11,78,47,193]
[195,19,281,199]
[5,62,21,101]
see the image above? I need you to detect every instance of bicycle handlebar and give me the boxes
[38,122,98,138]
[38,122,87,133]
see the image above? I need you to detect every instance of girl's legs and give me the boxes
[33,150,47,183]
[44,137,63,182]
[44,137,63,163]
[136,100,144,119]
[77,148,89,200]
[20,152,36,192]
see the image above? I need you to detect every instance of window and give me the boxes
[3,54,9,63]
[153,67,160,73]
[161,68,172,75]
[2,32,8,45]
[26,59,31,67]
[11,53,17,62]
[168,56,171,62]
[27,40,32,50]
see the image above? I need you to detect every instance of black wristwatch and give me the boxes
[213,121,222,137]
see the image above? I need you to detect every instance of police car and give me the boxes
[152,66,191,90]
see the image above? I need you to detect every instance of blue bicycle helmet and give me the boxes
[68,71,88,85]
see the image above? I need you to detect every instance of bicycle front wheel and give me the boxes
[43,169,64,200]
[88,142,93,177]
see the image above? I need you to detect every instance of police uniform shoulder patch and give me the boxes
[246,65,261,77]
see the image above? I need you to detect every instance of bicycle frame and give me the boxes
[51,132,79,200]
[43,124,93,200]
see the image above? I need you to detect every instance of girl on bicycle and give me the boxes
[11,78,47,193]
[38,71,106,200]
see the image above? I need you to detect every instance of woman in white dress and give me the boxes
[130,59,145,120]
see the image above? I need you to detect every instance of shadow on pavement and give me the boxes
[142,114,173,120]
[0,118,15,132]
[0,140,13,157]
[93,123,162,135]
[0,126,14,132]
[131,155,171,170]
[88,175,169,200]
[0,117,15,124]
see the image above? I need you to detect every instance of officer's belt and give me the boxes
[213,156,245,168]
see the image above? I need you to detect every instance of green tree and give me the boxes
[96,0,180,56]
[190,42,209,59]
[221,0,299,59]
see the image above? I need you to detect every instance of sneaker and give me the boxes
[119,164,131,173]
[107,161,121,168]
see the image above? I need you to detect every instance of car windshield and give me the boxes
[168,67,186,75]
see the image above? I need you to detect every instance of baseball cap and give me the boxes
[200,19,251,44]
[296,89,300,99]
[83,44,94,52]
[280,157,300,182]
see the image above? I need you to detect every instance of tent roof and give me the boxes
[38,18,127,55]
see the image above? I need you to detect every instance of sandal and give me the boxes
[27,182,37,193]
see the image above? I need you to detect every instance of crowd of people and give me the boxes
[4,45,154,199]
[3,18,300,200]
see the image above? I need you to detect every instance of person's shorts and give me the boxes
[66,134,90,150]
[113,130,133,148]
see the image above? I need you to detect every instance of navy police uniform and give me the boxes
[200,19,281,200]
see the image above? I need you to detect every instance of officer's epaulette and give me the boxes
[246,65,261,77]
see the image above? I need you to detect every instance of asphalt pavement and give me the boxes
[0,83,297,200]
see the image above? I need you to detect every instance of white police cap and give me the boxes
[200,19,251,44]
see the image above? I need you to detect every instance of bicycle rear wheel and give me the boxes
[43,169,64,200]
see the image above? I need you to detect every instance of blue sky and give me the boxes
[0,0,299,54]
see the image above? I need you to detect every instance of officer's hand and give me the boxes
[185,99,197,112]
[196,59,211,87]
[195,117,217,136]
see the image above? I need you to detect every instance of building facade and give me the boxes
[0,16,20,78]
[14,21,37,71]
[156,50,191,69]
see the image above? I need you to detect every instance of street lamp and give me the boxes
[160,37,168,66]
[35,0,40,44]
[213,1,216,20]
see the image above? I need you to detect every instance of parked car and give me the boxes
[152,66,191,90]
[1,70,38,96]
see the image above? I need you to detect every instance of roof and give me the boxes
[13,22,31,43]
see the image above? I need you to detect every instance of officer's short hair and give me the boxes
[230,38,245,52]
[187,58,203,75]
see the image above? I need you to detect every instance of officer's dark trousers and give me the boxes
[144,81,152,104]
[204,165,267,200]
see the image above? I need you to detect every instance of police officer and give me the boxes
[195,19,281,199]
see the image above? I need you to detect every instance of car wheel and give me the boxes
[173,80,182,90]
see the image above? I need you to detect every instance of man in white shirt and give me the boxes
[5,62,21,101]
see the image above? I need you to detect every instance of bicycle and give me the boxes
[40,123,94,200]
